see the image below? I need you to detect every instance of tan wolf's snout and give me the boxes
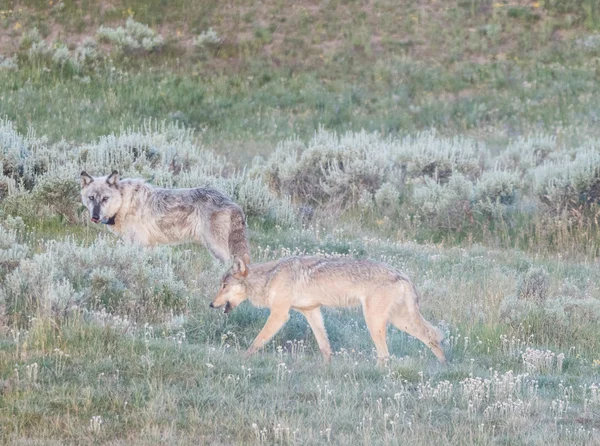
[209,256,446,366]
[210,257,249,314]
[209,300,233,314]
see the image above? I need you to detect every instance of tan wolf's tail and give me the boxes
[228,209,251,263]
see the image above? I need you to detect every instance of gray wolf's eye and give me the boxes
[102,197,108,202]
[89,196,95,201]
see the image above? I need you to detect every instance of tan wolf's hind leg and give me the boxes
[244,306,291,358]
[299,308,332,363]
[362,299,390,366]
[391,305,446,363]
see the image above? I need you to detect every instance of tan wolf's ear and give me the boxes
[80,171,94,187]
[106,170,119,187]
[233,256,248,278]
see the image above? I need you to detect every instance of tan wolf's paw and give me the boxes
[243,348,257,359]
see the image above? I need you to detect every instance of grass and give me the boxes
[1,234,599,444]
[1,0,600,444]
[2,0,600,150]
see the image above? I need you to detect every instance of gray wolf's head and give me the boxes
[209,257,249,313]
[80,171,122,224]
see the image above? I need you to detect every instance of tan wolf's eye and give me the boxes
[89,196,95,201]
[102,196,108,202]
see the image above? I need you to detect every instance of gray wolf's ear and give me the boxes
[233,256,248,278]
[106,170,119,187]
[80,171,94,188]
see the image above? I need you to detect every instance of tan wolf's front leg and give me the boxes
[299,308,332,363]
[244,307,290,358]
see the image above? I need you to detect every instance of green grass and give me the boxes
[1,232,600,444]
[2,0,600,444]
[3,0,600,150]
[4,47,600,150]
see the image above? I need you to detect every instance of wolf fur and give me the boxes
[209,256,446,365]
[80,171,250,263]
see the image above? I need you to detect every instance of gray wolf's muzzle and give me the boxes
[91,205,101,223]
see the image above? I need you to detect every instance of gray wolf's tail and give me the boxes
[228,208,251,263]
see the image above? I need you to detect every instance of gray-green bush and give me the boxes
[0,235,204,322]
[97,18,165,54]
[0,120,295,226]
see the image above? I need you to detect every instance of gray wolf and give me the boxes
[209,256,446,365]
[80,170,250,263]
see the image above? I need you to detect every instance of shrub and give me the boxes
[412,173,473,229]
[263,141,384,210]
[74,37,102,66]
[2,251,55,319]
[496,266,597,328]
[472,170,520,218]
[0,118,31,183]
[32,166,81,223]
[0,236,196,324]
[501,294,600,329]
[0,176,15,201]
[97,18,165,54]
[356,189,375,213]
[27,40,52,60]
[52,44,78,70]
[19,27,43,50]
[533,149,600,214]
[261,130,396,211]
[0,120,297,227]
[517,266,550,302]
[374,182,402,213]
[544,297,600,327]
[499,294,538,326]
[496,134,557,173]
[0,54,18,70]
[576,34,600,53]
[17,28,102,75]
[0,216,28,272]
[234,177,296,226]
[401,132,483,183]
[194,28,222,48]
[260,129,485,215]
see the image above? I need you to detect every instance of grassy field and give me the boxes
[1,1,600,444]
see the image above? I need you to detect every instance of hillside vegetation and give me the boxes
[1,1,600,444]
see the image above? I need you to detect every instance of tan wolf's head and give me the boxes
[80,171,122,224]
[209,257,249,313]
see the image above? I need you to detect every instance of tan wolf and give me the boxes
[80,170,250,263]
[209,256,446,365]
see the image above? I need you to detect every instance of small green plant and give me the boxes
[0,54,18,70]
[32,168,81,223]
[412,173,473,230]
[97,18,164,53]
[472,170,520,217]
[534,149,600,214]
[518,266,550,302]
[193,28,222,48]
